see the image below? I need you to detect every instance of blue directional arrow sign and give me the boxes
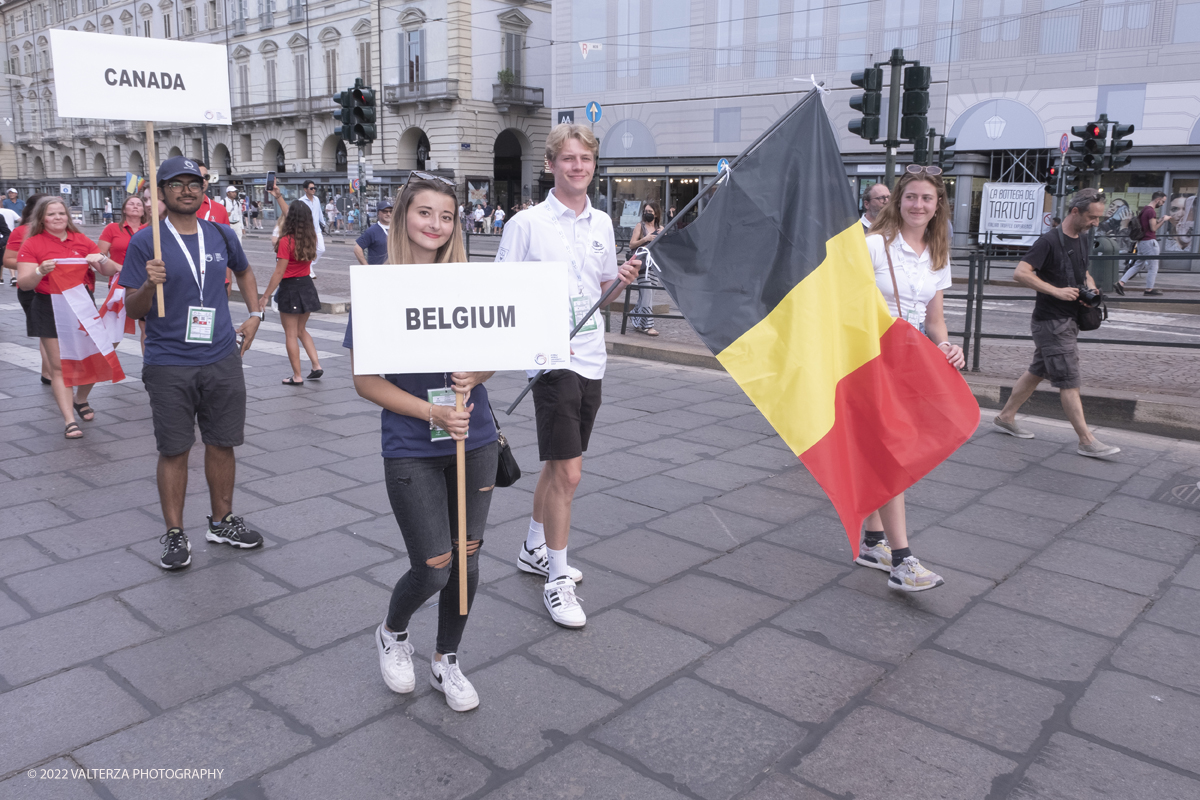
[586,101,603,124]
[717,158,730,173]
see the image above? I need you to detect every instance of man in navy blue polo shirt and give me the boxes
[353,197,393,265]
[121,156,267,570]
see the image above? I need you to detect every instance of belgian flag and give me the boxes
[649,91,979,555]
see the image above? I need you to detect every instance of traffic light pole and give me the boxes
[884,49,904,189]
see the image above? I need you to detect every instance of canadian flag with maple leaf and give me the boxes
[96,272,136,344]
[47,259,126,387]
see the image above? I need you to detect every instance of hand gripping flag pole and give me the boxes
[503,91,821,416]
[145,121,166,317]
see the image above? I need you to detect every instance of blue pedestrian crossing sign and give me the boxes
[718,158,730,173]
[586,102,603,124]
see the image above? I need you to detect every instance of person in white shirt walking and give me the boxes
[297,180,325,278]
[495,124,639,628]
[223,186,245,241]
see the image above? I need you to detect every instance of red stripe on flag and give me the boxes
[60,350,125,387]
[800,321,980,557]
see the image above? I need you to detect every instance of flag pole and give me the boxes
[504,89,821,416]
[145,121,165,317]
[455,392,469,615]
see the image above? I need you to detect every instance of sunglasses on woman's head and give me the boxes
[406,170,455,187]
[905,164,943,177]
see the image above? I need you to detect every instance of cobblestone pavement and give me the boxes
[2,301,1200,799]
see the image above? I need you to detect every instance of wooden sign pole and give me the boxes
[144,121,165,317]
[456,392,468,614]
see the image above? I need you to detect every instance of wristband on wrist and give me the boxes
[428,402,435,429]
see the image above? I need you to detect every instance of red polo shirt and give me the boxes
[276,236,313,279]
[5,223,26,255]
[99,221,146,267]
[197,196,230,225]
[17,230,100,294]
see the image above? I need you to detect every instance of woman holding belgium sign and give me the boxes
[346,172,499,713]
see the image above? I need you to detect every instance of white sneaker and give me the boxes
[889,556,945,593]
[1078,439,1120,458]
[543,576,586,628]
[517,542,583,583]
[854,537,893,572]
[430,653,479,712]
[375,623,415,694]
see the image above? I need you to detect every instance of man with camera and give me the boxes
[992,188,1120,458]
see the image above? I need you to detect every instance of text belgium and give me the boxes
[407,306,516,330]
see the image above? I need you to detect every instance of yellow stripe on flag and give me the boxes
[715,223,897,456]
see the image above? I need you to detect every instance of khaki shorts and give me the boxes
[1029,317,1081,389]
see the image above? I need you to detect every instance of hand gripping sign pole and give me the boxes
[144,122,165,316]
[48,29,232,318]
[503,89,823,415]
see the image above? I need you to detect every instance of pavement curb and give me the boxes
[605,332,1200,441]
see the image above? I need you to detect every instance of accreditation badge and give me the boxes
[427,387,461,441]
[184,306,216,344]
[570,294,598,333]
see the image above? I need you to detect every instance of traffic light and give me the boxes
[937,135,956,172]
[349,79,377,144]
[1109,123,1134,170]
[848,68,883,141]
[1045,164,1060,195]
[913,135,930,167]
[1069,121,1105,170]
[1061,163,1080,194]
[333,89,355,144]
[900,63,930,142]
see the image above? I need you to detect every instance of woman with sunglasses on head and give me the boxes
[99,195,153,353]
[16,197,116,439]
[346,171,499,713]
[628,202,663,336]
[260,199,324,385]
[856,165,965,592]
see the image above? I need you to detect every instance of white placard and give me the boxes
[979,183,1045,236]
[49,29,232,125]
[350,262,572,374]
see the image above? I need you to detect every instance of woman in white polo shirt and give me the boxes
[859,165,965,593]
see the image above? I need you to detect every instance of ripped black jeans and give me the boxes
[382,441,499,654]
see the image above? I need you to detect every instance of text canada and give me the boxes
[104,69,187,90]
[406,306,517,330]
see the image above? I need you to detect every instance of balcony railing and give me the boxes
[383,79,460,109]
[231,97,311,123]
[491,83,544,114]
[289,2,304,23]
[260,10,274,29]
[233,17,246,35]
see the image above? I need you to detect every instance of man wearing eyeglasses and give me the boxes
[298,180,326,276]
[120,156,266,571]
[860,182,890,231]
[354,197,393,265]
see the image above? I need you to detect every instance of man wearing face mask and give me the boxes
[627,203,663,336]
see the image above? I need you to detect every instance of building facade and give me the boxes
[552,0,1200,252]
[0,0,552,220]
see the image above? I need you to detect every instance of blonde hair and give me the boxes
[386,179,467,265]
[869,172,952,272]
[545,123,599,164]
[28,197,82,238]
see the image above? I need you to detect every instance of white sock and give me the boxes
[546,546,570,581]
[525,519,546,551]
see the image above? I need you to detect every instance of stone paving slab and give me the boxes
[1,316,1199,798]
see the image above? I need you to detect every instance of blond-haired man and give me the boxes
[495,124,639,628]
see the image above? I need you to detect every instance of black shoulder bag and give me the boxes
[489,403,521,487]
[1057,227,1106,332]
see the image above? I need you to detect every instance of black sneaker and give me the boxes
[205,513,264,549]
[159,528,192,570]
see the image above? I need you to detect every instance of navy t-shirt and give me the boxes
[343,312,499,458]
[119,220,250,366]
[355,224,389,265]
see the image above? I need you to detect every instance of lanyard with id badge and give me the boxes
[165,219,215,344]
[545,208,598,334]
[428,375,465,442]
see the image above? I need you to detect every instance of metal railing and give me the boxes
[383,79,459,106]
[491,83,544,112]
[951,250,1200,373]
[231,97,311,122]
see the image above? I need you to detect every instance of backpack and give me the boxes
[0,214,10,252]
[1127,208,1145,242]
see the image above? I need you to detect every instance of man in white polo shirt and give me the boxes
[495,124,639,628]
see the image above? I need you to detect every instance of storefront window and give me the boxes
[1166,175,1197,254]
[667,176,703,226]
[590,177,609,214]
